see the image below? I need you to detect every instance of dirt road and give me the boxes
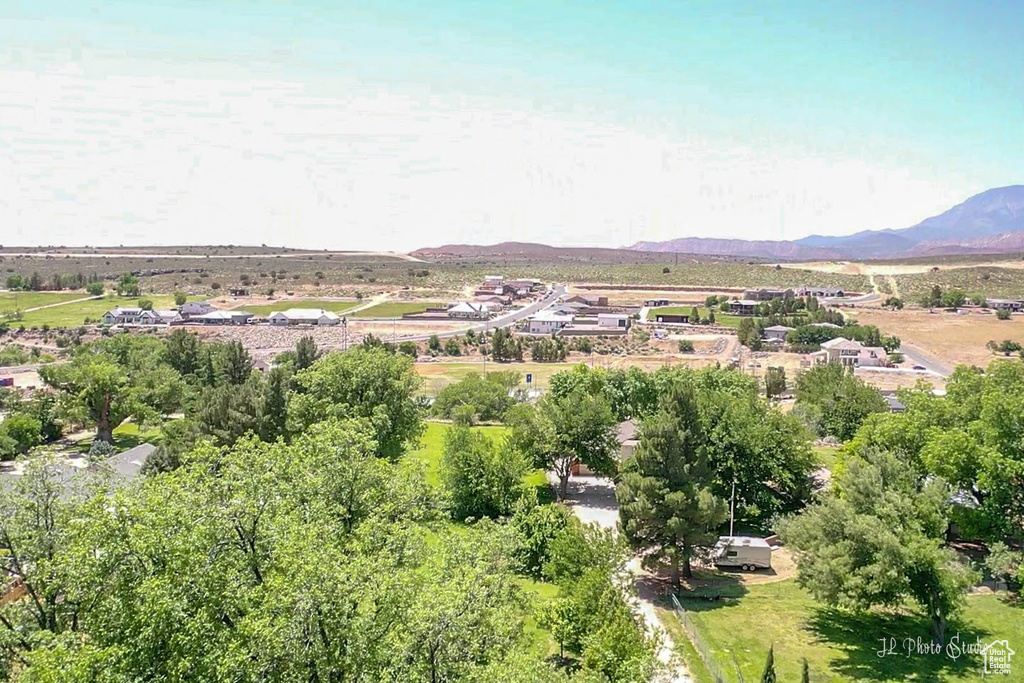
[550,474,692,683]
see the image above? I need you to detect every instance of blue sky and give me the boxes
[2,0,1022,250]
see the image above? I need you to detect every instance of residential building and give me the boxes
[654,313,689,324]
[191,310,253,325]
[139,309,182,325]
[527,310,575,334]
[988,299,1022,312]
[597,313,631,329]
[797,286,845,298]
[564,294,609,307]
[268,309,341,326]
[729,299,759,315]
[483,275,504,286]
[179,301,215,317]
[744,288,794,301]
[809,322,842,329]
[101,307,144,325]
[813,337,887,368]
[763,325,795,343]
[644,299,670,307]
[881,392,906,413]
[447,302,492,319]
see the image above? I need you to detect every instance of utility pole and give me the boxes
[729,477,736,538]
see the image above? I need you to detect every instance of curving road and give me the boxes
[392,284,567,342]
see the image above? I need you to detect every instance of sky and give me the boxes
[1,0,1023,251]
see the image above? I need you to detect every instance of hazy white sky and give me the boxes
[2,1,1021,251]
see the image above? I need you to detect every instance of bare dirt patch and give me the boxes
[852,308,1024,368]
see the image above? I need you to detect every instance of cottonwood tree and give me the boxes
[288,346,423,460]
[440,423,527,520]
[40,336,184,443]
[617,383,728,585]
[508,390,618,499]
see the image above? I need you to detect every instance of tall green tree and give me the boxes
[617,383,728,585]
[293,335,320,371]
[288,346,423,460]
[794,363,887,441]
[39,336,184,442]
[780,450,975,644]
[440,423,527,520]
[509,391,618,499]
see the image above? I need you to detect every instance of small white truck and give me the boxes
[712,536,772,571]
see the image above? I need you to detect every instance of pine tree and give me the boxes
[616,382,728,586]
[760,645,776,683]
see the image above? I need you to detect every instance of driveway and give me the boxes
[551,473,692,683]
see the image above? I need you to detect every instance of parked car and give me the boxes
[912,365,926,371]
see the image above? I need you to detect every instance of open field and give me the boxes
[779,259,1024,298]
[664,579,1022,682]
[354,301,446,318]
[853,308,1024,369]
[571,287,743,306]
[17,295,205,328]
[230,299,360,316]
[415,360,572,395]
[0,291,88,311]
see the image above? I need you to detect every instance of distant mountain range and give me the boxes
[627,185,1024,260]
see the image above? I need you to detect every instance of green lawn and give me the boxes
[232,299,359,316]
[18,295,205,328]
[0,291,89,312]
[650,306,745,329]
[355,301,445,318]
[813,446,839,471]
[664,579,1021,682]
[410,421,553,500]
[73,421,163,454]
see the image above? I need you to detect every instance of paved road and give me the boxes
[551,473,692,683]
[894,342,953,377]
[394,284,567,342]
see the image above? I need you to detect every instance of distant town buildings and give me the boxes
[268,309,341,326]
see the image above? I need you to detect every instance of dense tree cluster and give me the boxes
[792,363,888,441]
[431,371,521,423]
[0,334,661,682]
[548,364,815,529]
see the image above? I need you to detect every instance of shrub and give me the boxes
[678,339,694,353]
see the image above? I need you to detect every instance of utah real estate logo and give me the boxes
[981,640,1014,676]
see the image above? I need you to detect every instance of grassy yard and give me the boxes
[649,306,745,329]
[232,299,359,316]
[72,422,163,453]
[355,301,445,318]
[813,445,839,471]
[0,291,89,312]
[664,579,1022,682]
[415,360,572,395]
[412,420,561,659]
[18,295,205,328]
[409,421,552,503]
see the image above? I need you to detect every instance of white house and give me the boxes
[191,310,253,325]
[597,313,631,329]
[447,302,492,319]
[179,301,214,317]
[527,310,574,334]
[813,337,887,368]
[763,325,795,343]
[139,309,182,325]
[268,309,341,326]
[101,307,144,325]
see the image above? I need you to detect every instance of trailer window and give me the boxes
[726,551,737,557]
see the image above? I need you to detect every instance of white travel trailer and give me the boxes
[712,536,772,571]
